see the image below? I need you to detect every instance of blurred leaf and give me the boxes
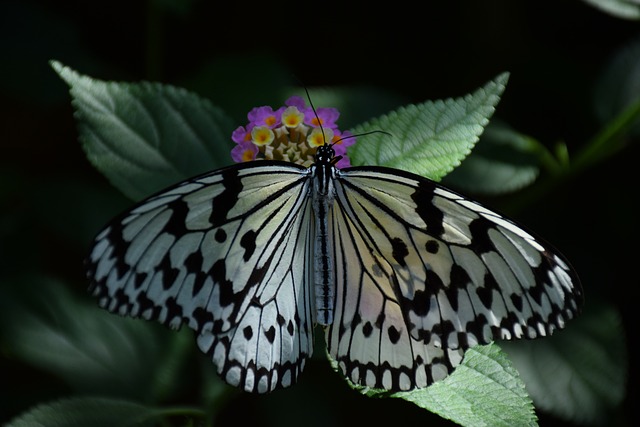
[333,343,537,427]
[593,35,640,136]
[575,65,640,175]
[442,122,540,194]
[502,303,626,424]
[51,60,236,201]
[0,276,188,400]
[582,0,640,20]
[6,396,167,427]
[348,73,509,181]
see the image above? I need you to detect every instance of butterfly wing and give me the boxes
[326,166,582,391]
[326,193,465,390]
[86,161,316,393]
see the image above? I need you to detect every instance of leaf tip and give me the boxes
[49,60,80,88]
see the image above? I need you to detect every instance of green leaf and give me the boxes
[582,0,640,20]
[397,344,536,427]
[5,397,166,427]
[51,60,236,201]
[442,122,541,194]
[332,343,537,427]
[593,35,640,137]
[0,276,187,400]
[502,303,627,424]
[348,73,509,181]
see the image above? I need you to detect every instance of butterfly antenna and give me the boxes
[332,129,392,147]
[301,85,329,146]
[300,80,392,147]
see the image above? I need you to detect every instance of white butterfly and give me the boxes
[86,140,582,393]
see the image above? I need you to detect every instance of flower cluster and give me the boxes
[230,96,355,168]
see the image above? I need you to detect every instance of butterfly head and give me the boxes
[314,143,341,166]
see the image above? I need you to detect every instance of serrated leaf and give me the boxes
[331,343,536,427]
[51,60,235,201]
[582,0,640,20]
[442,122,540,194]
[348,73,509,181]
[0,276,185,400]
[396,344,536,427]
[6,396,164,427]
[502,303,627,425]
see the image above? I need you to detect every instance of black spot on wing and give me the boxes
[425,240,440,254]
[211,259,234,307]
[184,251,206,296]
[215,228,227,242]
[450,264,471,287]
[477,273,499,309]
[264,326,276,343]
[468,218,496,254]
[240,230,257,261]
[375,312,385,329]
[410,289,430,317]
[134,272,147,289]
[425,269,445,290]
[136,292,157,318]
[165,297,184,326]
[243,325,253,340]
[287,320,294,336]
[158,256,180,290]
[362,321,373,337]
[510,293,524,311]
[464,313,490,343]
[411,180,444,237]
[387,325,401,344]
[209,168,242,227]
[162,199,189,236]
[391,237,409,267]
[101,224,130,281]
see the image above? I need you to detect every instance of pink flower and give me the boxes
[305,106,340,129]
[231,140,259,163]
[284,95,307,109]
[231,125,253,144]
[230,96,356,167]
[284,95,340,129]
[247,106,281,128]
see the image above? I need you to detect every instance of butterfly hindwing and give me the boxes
[326,189,465,390]
[86,161,316,393]
[326,166,582,390]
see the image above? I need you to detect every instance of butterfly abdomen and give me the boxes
[312,162,336,325]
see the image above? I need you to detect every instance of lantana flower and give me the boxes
[231,96,356,168]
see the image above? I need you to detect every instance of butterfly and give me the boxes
[85,133,583,394]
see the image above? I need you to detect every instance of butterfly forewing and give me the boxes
[86,161,316,393]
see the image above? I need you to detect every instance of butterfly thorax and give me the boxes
[311,144,337,325]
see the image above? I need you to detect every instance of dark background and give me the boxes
[1,0,636,426]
